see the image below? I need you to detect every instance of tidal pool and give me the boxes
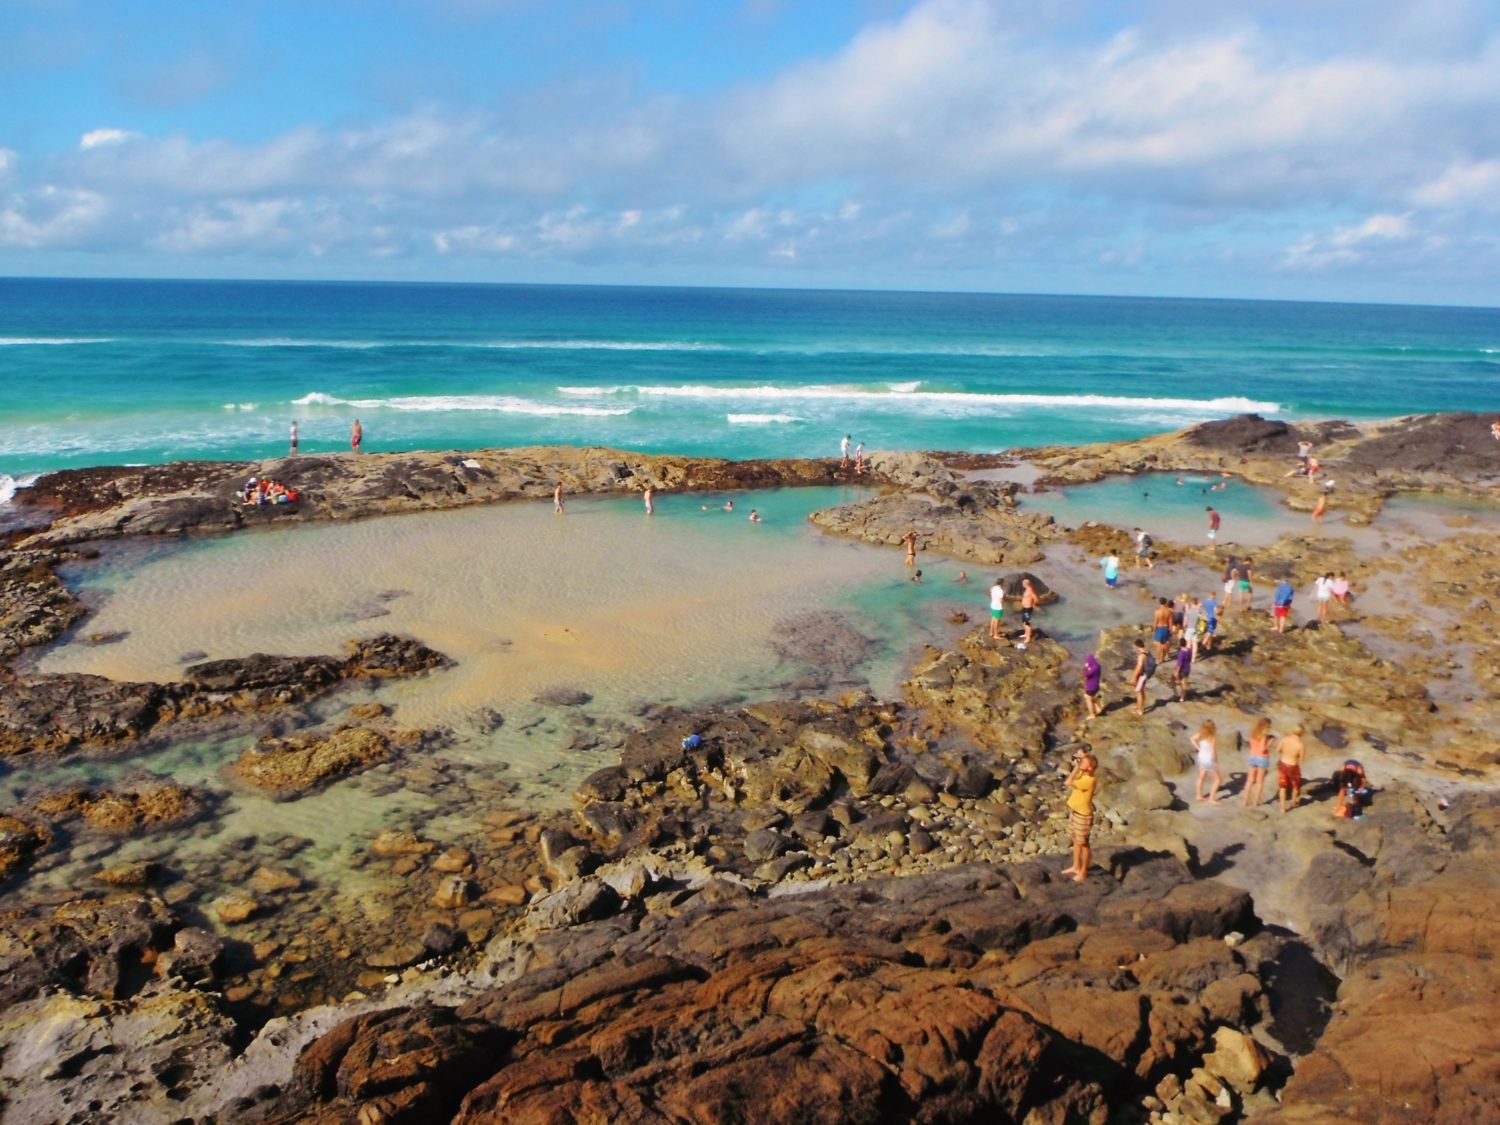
[10,486,985,898]
[1019,472,1305,547]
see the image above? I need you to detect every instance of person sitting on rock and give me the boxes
[1333,760,1371,819]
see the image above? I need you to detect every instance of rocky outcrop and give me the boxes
[810,454,1058,565]
[0,894,179,1012]
[262,851,1279,1123]
[15,447,863,548]
[0,813,52,882]
[904,628,1073,760]
[1256,791,1500,1122]
[229,726,394,798]
[0,548,86,662]
[0,633,447,758]
[31,780,211,834]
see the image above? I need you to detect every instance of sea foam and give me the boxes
[0,337,115,346]
[291,392,631,417]
[559,383,1280,415]
[727,413,803,425]
[222,337,726,352]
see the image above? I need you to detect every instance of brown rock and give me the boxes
[249,865,302,895]
[231,726,392,798]
[1202,1026,1271,1095]
[431,876,473,911]
[92,861,159,887]
[431,847,473,874]
[214,893,261,924]
[371,829,436,857]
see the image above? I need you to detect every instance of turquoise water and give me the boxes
[2,279,1498,485]
[1023,472,1300,546]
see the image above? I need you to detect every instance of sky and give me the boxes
[1,0,1498,305]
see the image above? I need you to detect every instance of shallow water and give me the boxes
[20,487,975,821]
[1019,472,1305,548]
[15,486,990,904]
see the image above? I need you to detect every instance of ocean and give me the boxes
[2,277,1498,488]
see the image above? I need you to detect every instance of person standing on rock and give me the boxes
[902,528,918,567]
[1172,641,1193,703]
[1272,577,1295,634]
[1061,749,1098,883]
[1244,716,1276,808]
[841,434,851,469]
[1082,652,1103,718]
[554,481,565,514]
[1236,558,1255,613]
[1182,595,1202,658]
[1019,578,1040,649]
[1152,598,1174,663]
[855,441,865,474]
[1099,551,1121,589]
[289,420,299,456]
[1131,639,1152,717]
[1133,527,1155,569]
[1314,572,1334,625]
[350,418,363,453]
[1206,505,1221,544]
[1193,719,1222,803]
[1277,724,1308,813]
[1200,590,1218,652]
[643,485,654,515]
[988,577,1007,643]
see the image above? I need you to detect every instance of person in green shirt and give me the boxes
[1062,750,1098,883]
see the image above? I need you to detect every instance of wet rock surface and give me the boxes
[13,446,866,549]
[263,851,1275,1124]
[0,633,447,759]
[810,452,1059,565]
[230,725,396,798]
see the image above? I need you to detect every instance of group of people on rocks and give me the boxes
[840,434,866,474]
[1061,435,1380,881]
[241,476,299,506]
[987,574,1043,650]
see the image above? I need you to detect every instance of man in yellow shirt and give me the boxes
[1062,750,1098,883]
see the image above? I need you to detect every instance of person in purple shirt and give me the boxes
[1172,643,1193,702]
[1082,652,1103,718]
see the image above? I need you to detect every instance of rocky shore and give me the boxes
[0,414,1496,1122]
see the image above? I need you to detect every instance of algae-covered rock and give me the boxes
[230,726,392,798]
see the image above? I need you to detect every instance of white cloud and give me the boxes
[1412,159,1500,207]
[0,148,15,180]
[152,199,306,254]
[1282,212,1415,269]
[0,186,109,247]
[79,128,140,150]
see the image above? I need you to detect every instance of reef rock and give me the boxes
[230,726,393,798]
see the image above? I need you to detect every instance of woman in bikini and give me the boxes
[1243,716,1276,808]
[1193,719,1222,804]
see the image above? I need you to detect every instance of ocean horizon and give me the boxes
[3,276,1498,489]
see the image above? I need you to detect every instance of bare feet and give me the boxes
[1060,867,1078,877]
[1072,874,1087,883]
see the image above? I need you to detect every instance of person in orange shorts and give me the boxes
[1277,723,1307,813]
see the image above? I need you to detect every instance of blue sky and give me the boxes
[1,0,1498,305]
